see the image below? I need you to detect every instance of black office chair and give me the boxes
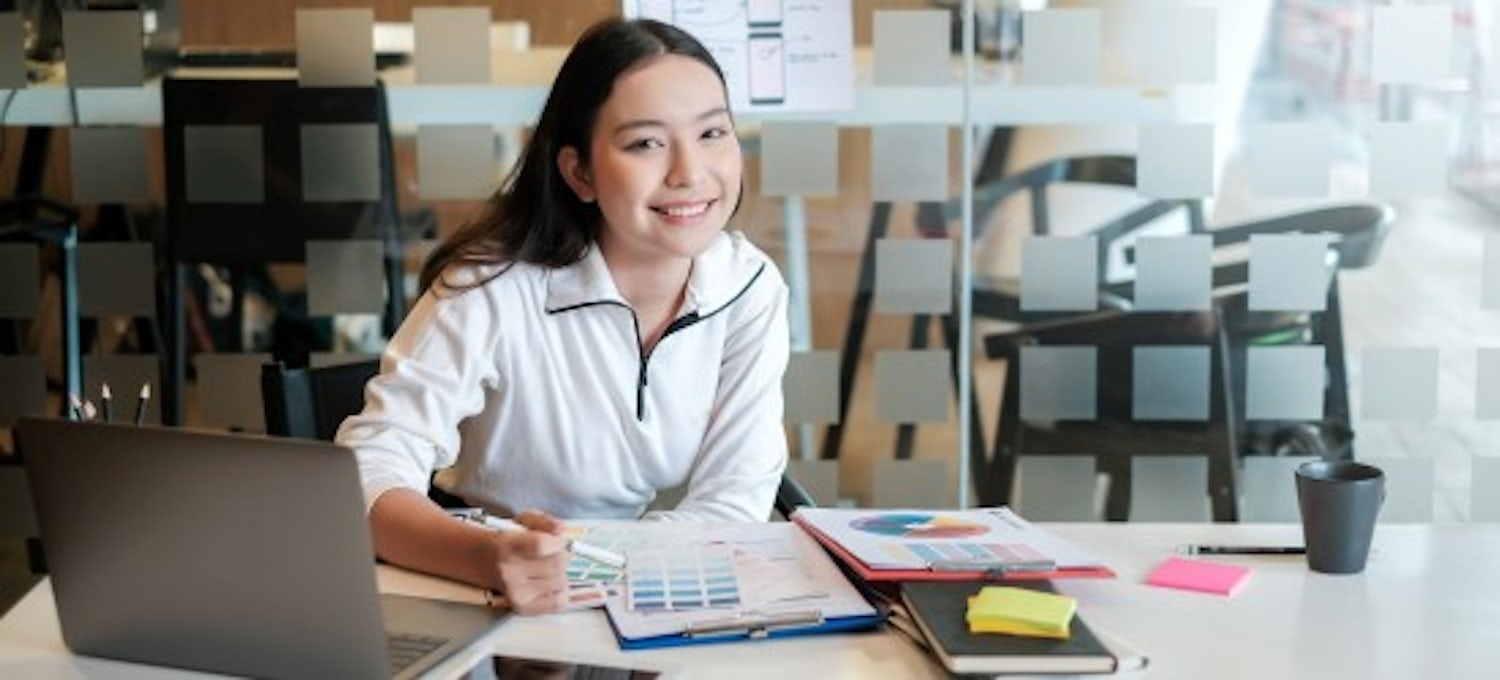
[259,360,816,518]
[162,75,408,426]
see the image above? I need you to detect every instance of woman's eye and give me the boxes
[702,127,730,141]
[626,138,664,151]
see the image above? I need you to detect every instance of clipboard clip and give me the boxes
[927,558,1056,578]
[685,609,825,639]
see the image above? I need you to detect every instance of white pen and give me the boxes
[451,510,627,569]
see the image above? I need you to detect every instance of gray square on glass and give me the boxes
[871,125,948,201]
[1132,8,1216,87]
[78,242,155,318]
[1239,455,1315,522]
[301,124,380,202]
[306,240,386,315]
[184,125,264,204]
[1022,9,1101,86]
[875,238,952,314]
[414,7,492,85]
[1133,236,1210,311]
[1369,122,1449,198]
[1471,457,1500,521]
[0,13,24,88]
[1479,348,1500,420]
[62,11,143,87]
[1249,123,1331,198]
[70,127,150,204]
[195,352,272,431]
[1015,456,1097,521]
[83,354,159,425]
[1137,124,1214,199]
[1249,233,1331,312]
[1361,347,1438,421]
[761,121,838,197]
[1129,456,1210,522]
[1245,346,1325,421]
[296,8,375,87]
[1371,6,1452,85]
[1020,346,1096,421]
[783,350,839,424]
[875,350,950,424]
[1133,346,1210,421]
[1021,236,1097,311]
[872,10,949,86]
[417,125,499,200]
[0,245,41,318]
[872,460,948,508]
[1366,457,1433,523]
[0,355,47,427]
[786,459,839,508]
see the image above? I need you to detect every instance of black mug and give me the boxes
[1295,461,1385,574]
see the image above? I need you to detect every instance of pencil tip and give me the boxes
[101,383,112,399]
[140,383,152,398]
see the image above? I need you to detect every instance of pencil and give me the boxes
[134,382,151,426]
[68,393,84,421]
[100,383,113,422]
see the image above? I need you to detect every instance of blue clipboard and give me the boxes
[606,608,883,650]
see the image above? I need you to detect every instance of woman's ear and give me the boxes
[557,146,595,203]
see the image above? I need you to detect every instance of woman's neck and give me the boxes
[602,251,693,353]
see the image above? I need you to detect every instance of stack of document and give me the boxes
[965,585,1077,639]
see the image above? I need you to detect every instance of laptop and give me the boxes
[17,417,507,679]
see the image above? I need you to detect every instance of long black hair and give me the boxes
[418,18,727,294]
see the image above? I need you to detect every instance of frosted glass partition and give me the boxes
[300,124,381,202]
[786,459,840,509]
[1022,9,1101,86]
[77,243,155,319]
[1019,346,1096,421]
[0,13,23,88]
[1366,457,1435,524]
[306,240,387,316]
[195,353,273,432]
[1129,456,1211,522]
[1360,348,1439,421]
[417,125,499,200]
[1245,346,1325,421]
[0,356,47,427]
[1479,348,1500,420]
[874,239,952,314]
[783,350,839,424]
[874,350,950,424]
[61,11,143,87]
[1137,124,1215,199]
[1471,458,1500,521]
[1020,236,1097,312]
[413,7,493,85]
[1133,236,1211,311]
[871,10,949,86]
[1132,346,1211,421]
[1239,456,1317,523]
[872,460,948,508]
[760,122,839,197]
[871,125,948,201]
[1484,235,1500,311]
[1014,456,1098,521]
[1372,5,1453,84]
[0,245,40,319]
[1248,234,1330,312]
[296,8,376,87]
[1249,123,1332,198]
[184,125,265,204]
[70,127,150,204]
[1129,8,1216,87]
[1369,123,1450,197]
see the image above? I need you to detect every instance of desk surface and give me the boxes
[3,523,1498,679]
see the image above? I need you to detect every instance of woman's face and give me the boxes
[559,54,741,269]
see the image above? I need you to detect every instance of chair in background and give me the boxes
[822,155,1206,483]
[161,75,408,426]
[982,202,1396,521]
[259,360,817,519]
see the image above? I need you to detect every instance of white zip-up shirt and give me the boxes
[336,231,789,522]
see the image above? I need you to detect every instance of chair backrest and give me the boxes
[260,359,815,517]
[260,359,379,441]
[162,75,406,424]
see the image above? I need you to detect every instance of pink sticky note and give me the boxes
[1145,556,1252,597]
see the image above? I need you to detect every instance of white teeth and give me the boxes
[659,202,709,218]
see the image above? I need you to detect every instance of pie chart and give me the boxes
[850,513,989,539]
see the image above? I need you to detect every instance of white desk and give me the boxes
[3,523,1499,679]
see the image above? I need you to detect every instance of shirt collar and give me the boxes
[544,231,764,314]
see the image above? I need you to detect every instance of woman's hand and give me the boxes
[479,509,571,615]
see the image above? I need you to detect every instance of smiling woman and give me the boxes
[333,18,791,616]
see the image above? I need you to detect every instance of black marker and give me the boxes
[100,383,113,422]
[1178,545,1305,556]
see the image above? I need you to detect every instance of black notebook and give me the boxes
[900,581,1117,675]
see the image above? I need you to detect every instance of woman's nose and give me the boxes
[665,147,704,188]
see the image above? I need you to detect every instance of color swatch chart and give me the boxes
[563,526,658,584]
[625,545,741,612]
[881,541,1049,566]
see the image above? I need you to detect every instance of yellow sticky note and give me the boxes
[966,586,1077,638]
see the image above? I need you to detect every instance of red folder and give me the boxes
[793,514,1115,582]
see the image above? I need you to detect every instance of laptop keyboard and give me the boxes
[387,632,450,674]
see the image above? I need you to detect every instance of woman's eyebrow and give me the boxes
[611,107,732,136]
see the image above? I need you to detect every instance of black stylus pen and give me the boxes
[1178,545,1306,556]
